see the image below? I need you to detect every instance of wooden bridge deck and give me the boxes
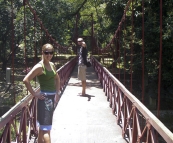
[51,65,127,143]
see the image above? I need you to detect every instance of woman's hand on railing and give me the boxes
[33,92,45,100]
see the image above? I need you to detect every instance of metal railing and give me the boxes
[91,56,173,143]
[0,56,77,143]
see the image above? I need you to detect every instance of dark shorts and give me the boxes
[37,94,55,130]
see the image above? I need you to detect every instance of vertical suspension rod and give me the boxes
[75,14,78,52]
[115,31,119,80]
[130,0,134,93]
[142,0,145,103]
[40,22,43,53]
[157,0,162,118]
[123,14,126,86]
[34,13,37,87]
[118,29,121,81]
[34,13,36,64]
[23,0,27,75]
[11,0,15,104]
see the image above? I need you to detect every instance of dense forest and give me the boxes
[0,0,173,110]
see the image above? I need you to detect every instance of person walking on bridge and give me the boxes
[23,43,61,143]
[77,38,88,96]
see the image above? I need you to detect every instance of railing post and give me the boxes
[7,123,11,143]
[23,108,27,143]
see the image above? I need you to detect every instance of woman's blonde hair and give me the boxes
[42,43,54,51]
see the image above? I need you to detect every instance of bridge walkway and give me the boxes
[51,64,127,143]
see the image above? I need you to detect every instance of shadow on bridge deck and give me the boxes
[51,65,127,143]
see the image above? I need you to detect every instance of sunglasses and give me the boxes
[44,51,54,55]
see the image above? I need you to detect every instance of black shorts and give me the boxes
[37,95,55,129]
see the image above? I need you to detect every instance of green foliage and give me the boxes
[1,0,173,109]
[0,1,12,60]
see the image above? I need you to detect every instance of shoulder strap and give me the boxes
[38,62,46,73]
[50,62,56,73]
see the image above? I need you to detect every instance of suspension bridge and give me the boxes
[0,0,173,143]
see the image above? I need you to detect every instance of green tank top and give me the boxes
[37,62,56,92]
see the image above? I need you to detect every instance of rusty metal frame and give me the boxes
[91,56,173,143]
[0,57,78,142]
[0,90,38,143]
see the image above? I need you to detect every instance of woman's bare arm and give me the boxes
[23,64,44,99]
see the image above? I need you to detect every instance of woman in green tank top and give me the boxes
[23,43,61,143]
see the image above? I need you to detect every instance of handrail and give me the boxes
[91,56,173,143]
[0,87,39,128]
[0,56,78,143]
